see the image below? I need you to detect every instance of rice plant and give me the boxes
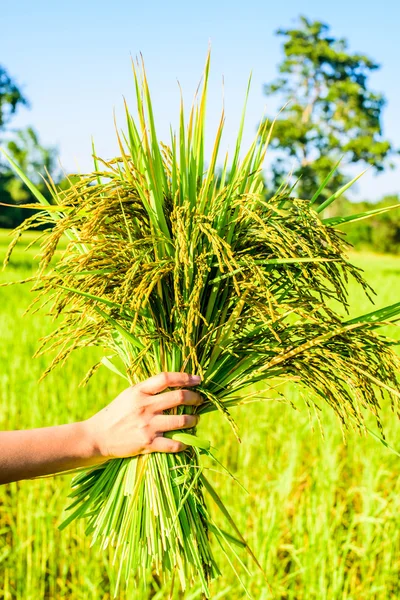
[2,52,400,598]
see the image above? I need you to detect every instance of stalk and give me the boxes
[2,51,400,598]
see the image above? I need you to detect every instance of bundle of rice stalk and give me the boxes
[2,52,400,598]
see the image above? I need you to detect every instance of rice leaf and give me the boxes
[323,203,400,226]
[4,52,400,599]
[310,157,342,205]
[316,169,368,213]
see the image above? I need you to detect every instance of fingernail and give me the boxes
[190,375,201,384]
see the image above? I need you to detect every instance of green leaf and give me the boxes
[55,284,123,310]
[364,426,400,459]
[344,301,400,326]
[0,147,86,251]
[209,257,337,283]
[323,203,400,227]
[0,147,51,207]
[60,269,113,276]
[101,357,130,382]
[94,306,145,350]
[310,157,342,205]
[91,138,102,187]
[207,524,247,548]
[201,475,266,576]
[164,431,211,451]
[316,169,368,214]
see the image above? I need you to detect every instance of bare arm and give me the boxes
[0,422,102,484]
[0,372,202,485]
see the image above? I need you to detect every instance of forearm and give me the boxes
[0,422,104,485]
[0,373,202,485]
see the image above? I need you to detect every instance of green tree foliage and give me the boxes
[1,128,58,227]
[0,66,58,228]
[338,195,400,255]
[0,65,28,131]
[5,127,57,198]
[262,16,398,201]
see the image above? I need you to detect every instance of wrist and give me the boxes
[79,419,107,465]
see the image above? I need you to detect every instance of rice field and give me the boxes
[1,228,400,600]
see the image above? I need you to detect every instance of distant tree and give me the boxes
[0,67,59,228]
[369,195,400,254]
[262,16,398,201]
[0,65,28,133]
[5,127,57,198]
[0,128,58,228]
[335,195,400,254]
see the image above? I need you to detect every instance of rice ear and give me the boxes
[3,53,400,598]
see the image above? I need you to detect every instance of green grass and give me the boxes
[1,229,400,599]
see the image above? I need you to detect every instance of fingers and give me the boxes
[138,372,201,395]
[149,436,187,454]
[151,413,199,433]
[151,389,203,412]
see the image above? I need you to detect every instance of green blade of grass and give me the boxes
[310,157,342,205]
[101,357,130,382]
[316,169,368,214]
[323,203,400,227]
[94,306,145,350]
[201,475,267,578]
[0,148,51,207]
[55,284,126,311]
[164,431,211,451]
[344,301,400,326]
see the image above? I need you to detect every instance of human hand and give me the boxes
[84,372,203,460]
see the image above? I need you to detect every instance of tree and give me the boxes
[327,194,400,254]
[0,127,59,228]
[369,195,400,254]
[0,67,58,228]
[6,127,57,194]
[262,16,398,200]
[0,65,28,133]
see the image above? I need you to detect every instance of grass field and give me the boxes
[0,228,400,599]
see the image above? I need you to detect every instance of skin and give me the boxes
[0,372,203,485]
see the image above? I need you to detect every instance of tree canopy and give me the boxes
[0,66,57,228]
[0,65,28,132]
[262,16,398,201]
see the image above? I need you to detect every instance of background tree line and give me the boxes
[1,15,399,252]
[0,64,59,228]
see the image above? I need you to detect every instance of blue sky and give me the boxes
[2,0,400,200]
